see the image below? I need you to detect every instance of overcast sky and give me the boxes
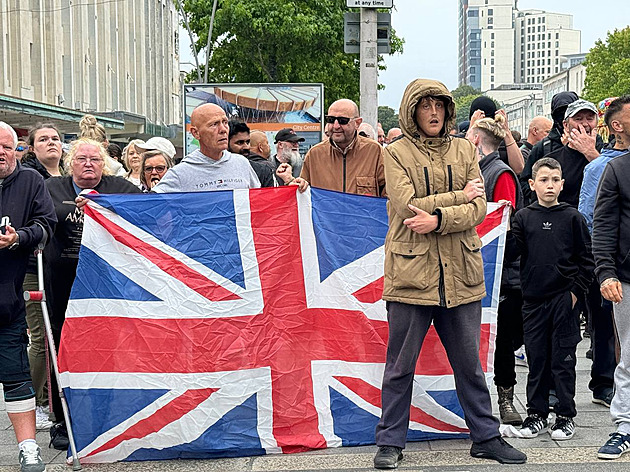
[378,0,630,111]
[180,1,630,112]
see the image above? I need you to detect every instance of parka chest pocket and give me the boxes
[388,240,431,290]
[460,235,484,286]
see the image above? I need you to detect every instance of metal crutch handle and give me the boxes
[24,245,82,471]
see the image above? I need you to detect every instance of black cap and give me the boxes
[274,128,305,144]
[469,96,497,119]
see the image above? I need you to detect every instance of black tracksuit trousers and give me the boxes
[493,287,524,388]
[523,291,581,418]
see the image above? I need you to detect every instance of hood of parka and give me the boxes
[398,79,456,140]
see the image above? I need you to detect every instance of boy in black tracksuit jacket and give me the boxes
[511,157,594,441]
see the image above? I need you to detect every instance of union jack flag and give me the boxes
[58,187,509,463]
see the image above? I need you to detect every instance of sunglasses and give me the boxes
[16,145,27,152]
[144,165,167,173]
[324,115,355,125]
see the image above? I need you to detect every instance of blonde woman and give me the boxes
[44,138,140,450]
[122,139,146,188]
[78,114,126,177]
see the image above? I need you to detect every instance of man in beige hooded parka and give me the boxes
[373,79,526,469]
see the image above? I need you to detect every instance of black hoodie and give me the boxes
[511,202,594,301]
[0,162,57,327]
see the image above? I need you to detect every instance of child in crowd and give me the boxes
[511,157,594,440]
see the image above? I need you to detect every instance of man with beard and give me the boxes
[273,128,305,186]
[299,99,385,196]
[227,120,274,187]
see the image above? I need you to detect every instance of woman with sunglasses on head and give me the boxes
[21,123,64,179]
[43,138,141,450]
[140,150,173,191]
[15,140,29,161]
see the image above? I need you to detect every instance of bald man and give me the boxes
[386,127,403,144]
[300,99,385,196]
[521,116,553,162]
[153,103,260,192]
[250,131,271,160]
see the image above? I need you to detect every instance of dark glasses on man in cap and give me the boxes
[324,115,355,125]
[16,145,27,152]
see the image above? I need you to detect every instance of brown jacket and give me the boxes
[383,79,487,307]
[300,134,385,196]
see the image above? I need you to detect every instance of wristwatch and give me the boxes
[8,232,20,250]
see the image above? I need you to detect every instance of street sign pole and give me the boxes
[360,7,378,133]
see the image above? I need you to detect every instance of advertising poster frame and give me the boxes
[183,83,325,157]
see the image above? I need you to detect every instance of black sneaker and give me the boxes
[593,388,614,408]
[470,436,527,464]
[520,413,549,438]
[374,446,403,469]
[550,415,575,440]
[49,422,69,451]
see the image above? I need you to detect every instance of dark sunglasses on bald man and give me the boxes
[324,115,355,125]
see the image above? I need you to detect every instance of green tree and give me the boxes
[182,0,404,109]
[454,93,481,124]
[583,27,630,104]
[378,106,399,132]
[451,84,479,100]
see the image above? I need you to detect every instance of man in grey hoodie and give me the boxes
[153,104,260,193]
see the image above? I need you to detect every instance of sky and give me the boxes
[179,1,630,112]
[377,0,630,111]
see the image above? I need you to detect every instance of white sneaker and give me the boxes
[514,345,528,367]
[35,406,52,430]
[19,441,46,472]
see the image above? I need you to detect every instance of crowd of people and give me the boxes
[1,79,630,471]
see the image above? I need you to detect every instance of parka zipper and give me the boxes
[447,165,453,192]
[423,167,430,196]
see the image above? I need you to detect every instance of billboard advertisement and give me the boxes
[183,83,324,157]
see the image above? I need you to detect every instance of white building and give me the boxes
[542,60,587,117]
[458,0,581,91]
[515,10,581,86]
[0,0,181,141]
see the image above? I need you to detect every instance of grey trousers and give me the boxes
[375,301,500,447]
[611,282,630,434]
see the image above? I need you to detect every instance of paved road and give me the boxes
[1,336,621,471]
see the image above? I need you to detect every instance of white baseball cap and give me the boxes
[136,137,176,160]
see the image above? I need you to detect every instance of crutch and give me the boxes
[23,240,82,471]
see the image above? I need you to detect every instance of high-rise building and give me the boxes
[458,0,581,91]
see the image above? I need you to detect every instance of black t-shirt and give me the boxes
[44,175,141,327]
[545,145,590,208]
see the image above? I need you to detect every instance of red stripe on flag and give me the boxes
[88,388,217,458]
[476,206,505,239]
[352,277,384,304]
[334,377,468,433]
[85,205,240,302]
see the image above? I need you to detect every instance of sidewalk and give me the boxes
[1,336,622,471]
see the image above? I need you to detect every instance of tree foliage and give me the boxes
[182,0,404,109]
[451,84,479,100]
[583,27,630,104]
[378,106,399,132]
